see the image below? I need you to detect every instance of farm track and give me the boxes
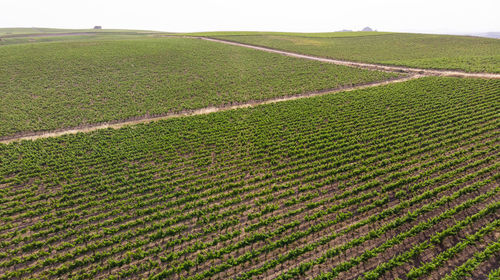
[3,120,494,276]
[2,81,496,278]
[5,105,488,276]
[1,98,495,236]
[0,75,418,144]
[198,37,500,79]
[23,114,500,278]
[1,35,500,279]
[2,34,499,144]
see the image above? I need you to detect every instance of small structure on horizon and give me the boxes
[93,26,102,30]
[362,27,373,32]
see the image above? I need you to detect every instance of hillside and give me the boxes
[0,37,396,138]
[0,29,499,279]
[1,77,498,279]
[208,32,500,73]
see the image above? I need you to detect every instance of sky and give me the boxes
[1,0,499,34]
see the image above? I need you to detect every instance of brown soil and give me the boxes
[2,34,500,279]
[2,111,496,278]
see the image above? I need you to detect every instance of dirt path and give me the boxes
[3,35,498,144]
[0,75,420,144]
[199,37,500,79]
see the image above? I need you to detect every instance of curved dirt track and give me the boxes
[3,35,499,144]
[199,37,500,79]
[0,75,420,144]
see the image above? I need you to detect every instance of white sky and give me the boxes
[1,0,499,34]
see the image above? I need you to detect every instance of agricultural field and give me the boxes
[0,28,158,36]
[209,32,500,73]
[0,28,97,36]
[1,76,499,279]
[0,28,162,46]
[0,37,397,138]
[0,35,158,47]
[184,31,392,38]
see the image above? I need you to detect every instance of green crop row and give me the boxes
[0,77,498,279]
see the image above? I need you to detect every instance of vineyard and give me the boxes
[0,28,157,36]
[1,76,499,279]
[184,31,393,38]
[210,32,500,73]
[0,28,161,46]
[0,37,396,138]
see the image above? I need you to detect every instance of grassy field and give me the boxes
[0,34,160,46]
[185,31,392,37]
[0,28,165,46]
[1,77,498,279]
[209,32,500,73]
[0,27,158,36]
[0,27,94,35]
[0,37,397,138]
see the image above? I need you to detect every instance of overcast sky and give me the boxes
[1,0,499,34]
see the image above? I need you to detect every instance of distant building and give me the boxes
[362,27,373,32]
[93,26,102,30]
